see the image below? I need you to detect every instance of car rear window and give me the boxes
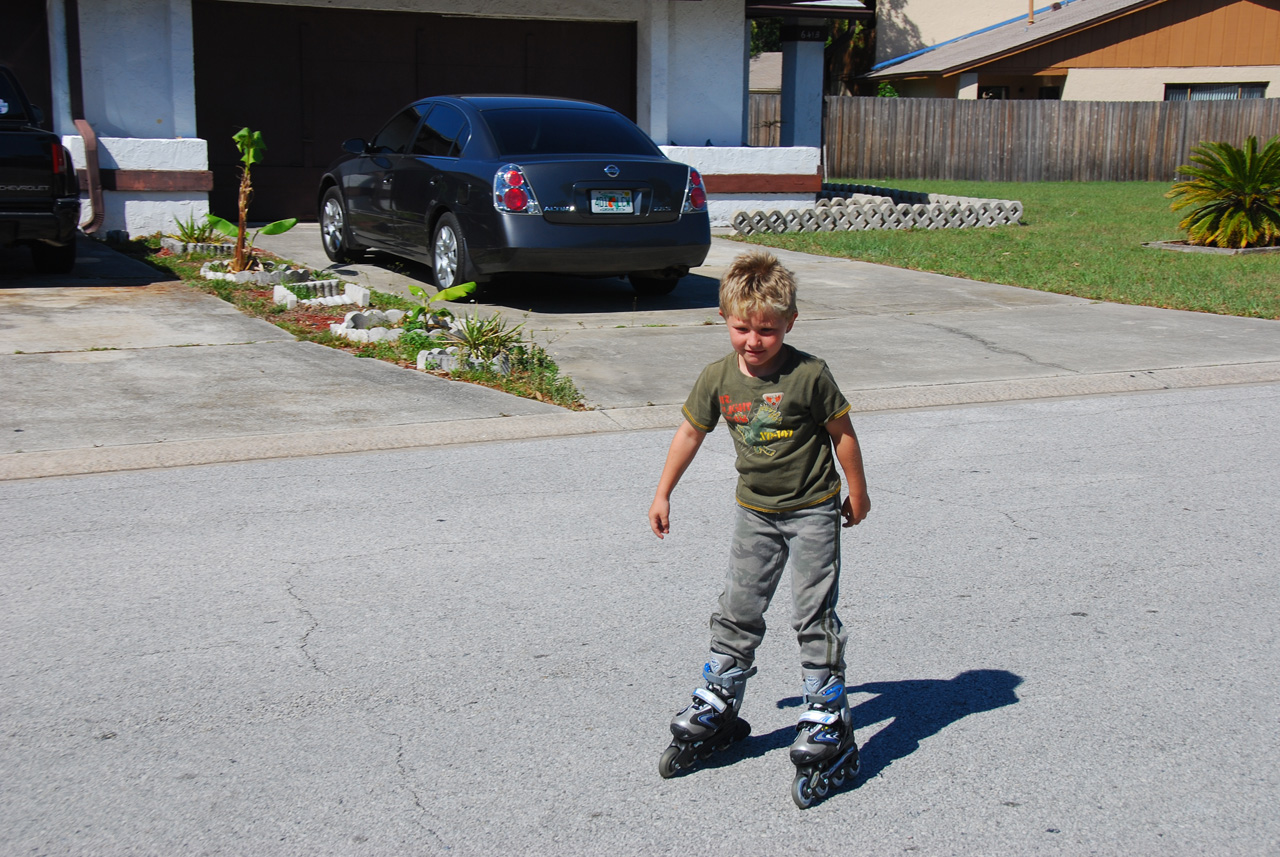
[0,72,31,122]
[482,108,661,157]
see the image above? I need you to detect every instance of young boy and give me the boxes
[649,250,870,800]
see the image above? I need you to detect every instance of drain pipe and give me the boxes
[74,118,105,234]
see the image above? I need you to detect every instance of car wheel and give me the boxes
[432,212,469,289]
[629,274,679,297]
[30,240,76,274]
[320,187,364,263]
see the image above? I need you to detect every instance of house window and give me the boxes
[1164,82,1267,102]
[978,86,1008,100]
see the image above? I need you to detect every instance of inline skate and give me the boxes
[658,654,756,778]
[790,668,859,808]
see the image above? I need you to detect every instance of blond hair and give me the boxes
[719,250,797,321]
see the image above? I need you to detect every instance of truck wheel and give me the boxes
[31,241,76,274]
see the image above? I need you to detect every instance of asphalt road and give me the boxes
[3,383,1279,855]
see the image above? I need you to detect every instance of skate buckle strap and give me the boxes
[804,681,845,707]
[692,687,728,713]
[798,708,841,727]
[702,662,758,689]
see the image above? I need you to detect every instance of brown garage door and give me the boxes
[193,2,637,222]
[0,0,52,129]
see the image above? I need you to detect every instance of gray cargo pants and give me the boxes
[709,497,847,672]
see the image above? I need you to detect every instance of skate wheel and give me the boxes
[658,744,685,779]
[829,764,847,789]
[812,773,830,798]
[732,718,751,742]
[792,771,816,810]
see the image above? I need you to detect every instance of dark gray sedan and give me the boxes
[317,95,711,296]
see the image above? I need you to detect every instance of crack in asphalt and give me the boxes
[283,568,327,676]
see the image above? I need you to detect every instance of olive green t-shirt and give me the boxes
[682,346,851,513]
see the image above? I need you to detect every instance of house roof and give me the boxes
[866,0,1165,78]
[746,0,873,20]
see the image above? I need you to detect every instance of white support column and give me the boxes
[169,0,197,138]
[636,1,670,145]
[779,18,824,148]
[957,72,980,99]
[46,0,74,135]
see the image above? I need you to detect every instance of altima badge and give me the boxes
[604,165,620,177]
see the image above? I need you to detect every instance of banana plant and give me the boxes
[406,281,477,324]
[213,127,298,271]
[206,212,297,265]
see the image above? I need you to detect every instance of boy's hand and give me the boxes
[840,491,871,527]
[649,497,671,538]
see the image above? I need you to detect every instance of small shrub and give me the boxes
[170,213,219,244]
[1166,135,1280,249]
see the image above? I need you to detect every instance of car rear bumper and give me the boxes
[468,212,710,277]
[0,198,81,246]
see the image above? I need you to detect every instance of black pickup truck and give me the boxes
[0,64,80,273]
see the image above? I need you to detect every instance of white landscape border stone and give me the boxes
[732,183,1024,235]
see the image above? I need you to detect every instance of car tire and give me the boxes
[30,240,76,274]
[629,274,679,297]
[320,187,365,263]
[432,212,470,289]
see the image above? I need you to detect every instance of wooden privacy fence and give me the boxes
[749,93,782,147]
[818,96,1280,182]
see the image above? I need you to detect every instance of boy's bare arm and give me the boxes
[649,419,708,539]
[826,413,871,527]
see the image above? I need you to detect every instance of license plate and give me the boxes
[590,189,633,214]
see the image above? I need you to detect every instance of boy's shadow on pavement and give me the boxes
[710,670,1023,780]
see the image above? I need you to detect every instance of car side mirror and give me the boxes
[342,137,368,155]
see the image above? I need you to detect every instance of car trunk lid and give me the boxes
[514,158,689,225]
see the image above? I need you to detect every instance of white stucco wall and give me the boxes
[1061,67,1280,101]
[662,145,820,226]
[666,0,748,146]
[876,0,1029,65]
[61,137,211,235]
[76,0,196,138]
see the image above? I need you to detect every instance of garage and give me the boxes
[193,1,637,222]
[0,0,52,127]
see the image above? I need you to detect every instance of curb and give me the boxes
[4,362,1279,481]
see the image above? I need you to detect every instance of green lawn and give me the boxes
[734,180,1280,319]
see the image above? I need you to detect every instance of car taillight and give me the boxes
[51,143,66,174]
[494,164,541,215]
[682,167,707,213]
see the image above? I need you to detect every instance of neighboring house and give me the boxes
[0,0,861,235]
[867,0,1280,101]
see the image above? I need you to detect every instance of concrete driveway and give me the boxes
[3,227,1279,480]
[257,224,1280,411]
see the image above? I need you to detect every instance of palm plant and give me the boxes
[1166,135,1280,249]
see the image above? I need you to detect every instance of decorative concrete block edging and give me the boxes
[416,347,511,375]
[272,281,370,310]
[160,236,233,256]
[731,183,1024,236]
[201,261,320,287]
[327,309,406,344]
